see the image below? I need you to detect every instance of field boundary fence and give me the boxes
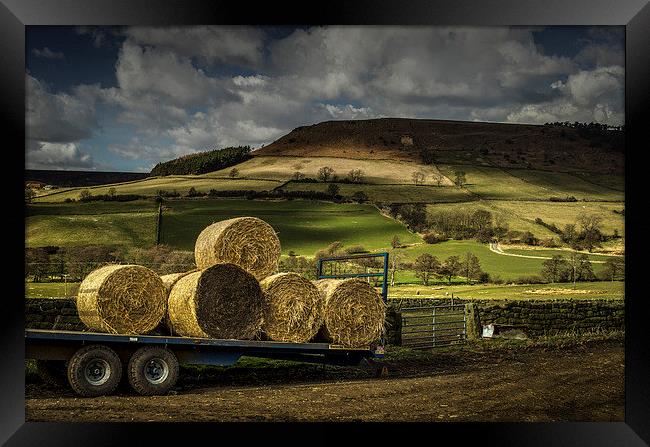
[401,304,467,349]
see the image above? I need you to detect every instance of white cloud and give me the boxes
[31,47,64,59]
[125,26,265,68]
[26,75,99,143]
[26,141,94,170]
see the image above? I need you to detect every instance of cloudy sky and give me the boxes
[25,26,624,172]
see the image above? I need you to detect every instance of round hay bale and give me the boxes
[167,263,264,339]
[77,265,167,335]
[259,273,323,343]
[314,278,386,348]
[160,271,196,295]
[194,217,281,280]
[158,271,197,335]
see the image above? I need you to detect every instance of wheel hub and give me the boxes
[144,358,169,384]
[84,359,111,386]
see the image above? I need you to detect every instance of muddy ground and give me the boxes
[25,336,624,422]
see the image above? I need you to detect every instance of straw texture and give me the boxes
[77,264,167,334]
[167,263,264,339]
[259,273,323,343]
[314,278,386,348]
[194,217,281,280]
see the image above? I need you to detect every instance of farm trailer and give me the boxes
[25,252,390,397]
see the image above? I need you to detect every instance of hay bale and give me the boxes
[314,278,386,348]
[259,273,323,343]
[157,271,197,335]
[77,265,166,335]
[194,217,281,280]
[167,263,264,339]
[161,271,196,294]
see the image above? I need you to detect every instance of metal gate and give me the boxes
[401,304,467,349]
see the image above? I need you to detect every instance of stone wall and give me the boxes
[385,297,625,344]
[476,299,624,336]
[25,298,85,331]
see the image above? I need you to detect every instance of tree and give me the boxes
[388,249,403,287]
[463,252,482,283]
[411,171,426,186]
[561,224,578,245]
[395,204,427,231]
[439,256,462,284]
[79,189,92,200]
[602,257,624,281]
[413,253,440,286]
[318,166,334,182]
[347,169,364,183]
[391,235,401,249]
[108,187,116,197]
[577,213,603,252]
[454,171,466,188]
[541,255,570,283]
[327,183,340,197]
[432,172,444,187]
[293,171,305,181]
[25,188,36,203]
[351,191,368,203]
[569,252,595,282]
[229,167,239,178]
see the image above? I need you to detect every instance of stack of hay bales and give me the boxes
[77,216,386,347]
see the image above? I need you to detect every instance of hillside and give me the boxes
[254,118,624,174]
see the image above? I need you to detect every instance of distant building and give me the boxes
[25,181,45,190]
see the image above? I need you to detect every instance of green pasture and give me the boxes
[281,181,473,203]
[159,199,421,254]
[33,177,281,203]
[26,200,157,248]
[387,281,624,300]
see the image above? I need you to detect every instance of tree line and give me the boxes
[150,146,252,176]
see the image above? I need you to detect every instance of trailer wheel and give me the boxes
[127,346,179,396]
[67,345,122,397]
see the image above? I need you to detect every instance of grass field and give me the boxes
[209,156,454,186]
[504,169,624,201]
[26,200,157,247]
[281,181,473,203]
[159,199,421,254]
[26,282,80,298]
[388,280,624,300]
[33,177,281,203]
[489,201,625,237]
[437,164,624,201]
[395,240,609,281]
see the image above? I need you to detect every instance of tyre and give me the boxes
[36,360,68,387]
[67,345,122,397]
[127,346,179,396]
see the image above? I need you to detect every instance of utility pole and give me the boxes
[155,201,163,245]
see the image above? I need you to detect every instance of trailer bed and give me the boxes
[26,329,383,367]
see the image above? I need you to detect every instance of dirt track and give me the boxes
[26,339,624,422]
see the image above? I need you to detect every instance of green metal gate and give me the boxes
[401,304,467,349]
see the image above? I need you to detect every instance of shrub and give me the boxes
[513,275,545,284]
[423,232,444,244]
[344,245,367,254]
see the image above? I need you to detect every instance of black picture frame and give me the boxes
[3,0,649,444]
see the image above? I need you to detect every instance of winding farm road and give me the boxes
[488,242,610,264]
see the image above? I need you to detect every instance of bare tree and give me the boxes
[347,169,364,183]
[411,171,426,186]
[318,166,335,182]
